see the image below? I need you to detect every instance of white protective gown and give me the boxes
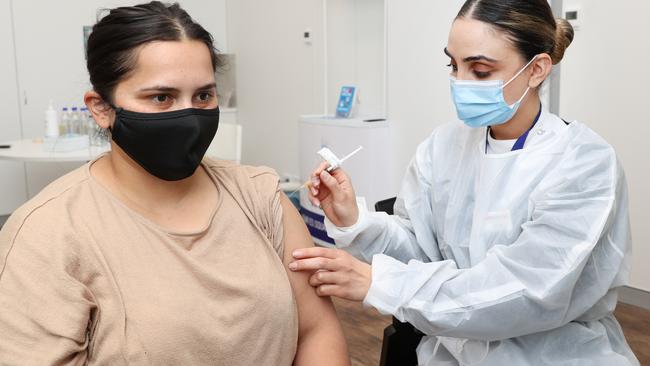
[325,109,639,365]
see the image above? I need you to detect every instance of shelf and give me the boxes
[300,115,388,128]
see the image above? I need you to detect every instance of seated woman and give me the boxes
[0,2,349,365]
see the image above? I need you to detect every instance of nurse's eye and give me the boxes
[472,64,492,79]
[446,63,458,73]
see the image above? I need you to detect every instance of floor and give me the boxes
[333,298,650,366]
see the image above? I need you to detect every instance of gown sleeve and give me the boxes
[325,133,443,264]
[363,141,631,341]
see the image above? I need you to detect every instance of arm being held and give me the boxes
[279,194,351,366]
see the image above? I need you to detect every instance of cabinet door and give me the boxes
[0,0,27,215]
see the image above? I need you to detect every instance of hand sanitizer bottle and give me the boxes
[44,100,59,138]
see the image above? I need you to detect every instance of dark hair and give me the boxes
[86,1,222,104]
[457,0,574,65]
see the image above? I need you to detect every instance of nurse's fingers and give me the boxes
[288,256,341,272]
[309,270,345,287]
[315,284,349,299]
[307,188,320,206]
[292,247,340,260]
[311,161,331,189]
[318,170,343,197]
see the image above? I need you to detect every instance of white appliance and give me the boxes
[299,115,392,247]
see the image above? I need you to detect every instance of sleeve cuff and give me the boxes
[363,254,407,315]
[363,254,459,320]
[323,201,370,247]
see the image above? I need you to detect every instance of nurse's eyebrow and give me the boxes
[444,47,497,63]
[444,47,455,60]
[463,54,498,63]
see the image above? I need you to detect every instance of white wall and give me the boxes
[11,0,227,140]
[0,0,27,214]
[384,0,465,191]
[326,0,385,117]
[2,0,228,202]
[225,0,325,177]
[558,0,650,291]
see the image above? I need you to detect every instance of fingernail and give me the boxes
[288,262,297,270]
[321,171,330,179]
[311,176,320,186]
[292,250,301,258]
[310,187,317,195]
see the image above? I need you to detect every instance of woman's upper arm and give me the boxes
[278,194,349,364]
[279,194,340,328]
[0,219,93,364]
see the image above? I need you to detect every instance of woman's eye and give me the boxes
[152,94,170,104]
[197,92,212,102]
[474,71,491,79]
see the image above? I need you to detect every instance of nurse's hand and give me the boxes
[289,247,371,302]
[308,162,359,227]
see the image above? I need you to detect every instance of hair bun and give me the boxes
[551,18,575,64]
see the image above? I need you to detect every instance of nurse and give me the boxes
[289,0,640,365]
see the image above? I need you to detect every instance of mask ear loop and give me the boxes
[503,55,538,88]
[502,55,538,109]
[105,103,121,133]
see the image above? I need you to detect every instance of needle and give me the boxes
[288,146,364,197]
[329,146,363,172]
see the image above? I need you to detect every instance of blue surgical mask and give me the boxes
[450,56,538,128]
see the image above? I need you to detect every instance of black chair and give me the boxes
[374,198,424,366]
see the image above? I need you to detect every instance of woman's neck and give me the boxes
[490,94,541,140]
[99,144,201,210]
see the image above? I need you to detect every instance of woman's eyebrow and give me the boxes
[444,47,498,63]
[138,83,217,93]
[196,82,217,91]
[138,85,178,93]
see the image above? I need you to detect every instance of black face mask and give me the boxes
[110,106,220,181]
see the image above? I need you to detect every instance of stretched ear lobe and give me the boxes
[84,91,114,129]
[530,54,553,88]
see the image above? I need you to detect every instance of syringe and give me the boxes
[288,146,363,196]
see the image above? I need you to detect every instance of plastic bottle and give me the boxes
[70,107,81,135]
[87,109,97,139]
[60,107,70,136]
[44,100,59,138]
[79,107,89,135]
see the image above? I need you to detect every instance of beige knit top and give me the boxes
[0,158,298,365]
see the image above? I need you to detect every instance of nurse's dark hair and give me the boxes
[86,1,222,104]
[457,0,574,65]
